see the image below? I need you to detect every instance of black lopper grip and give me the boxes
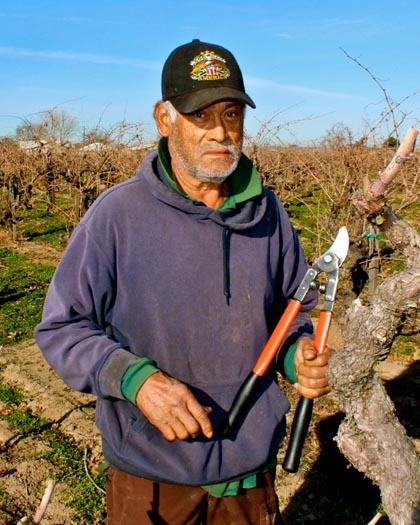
[282,396,314,473]
[219,372,262,438]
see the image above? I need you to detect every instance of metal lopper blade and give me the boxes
[314,226,349,274]
[329,226,350,266]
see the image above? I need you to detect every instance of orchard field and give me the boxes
[0,124,419,524]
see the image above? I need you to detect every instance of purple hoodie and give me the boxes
[35,150,317,485]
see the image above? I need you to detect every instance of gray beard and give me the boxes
[170,136,243,185]
[189,154,241,184]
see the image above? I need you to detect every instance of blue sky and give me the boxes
[1,0,419,143]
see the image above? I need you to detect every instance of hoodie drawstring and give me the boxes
[222,226,231,305]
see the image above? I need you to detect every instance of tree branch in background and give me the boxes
[341,48,420,143]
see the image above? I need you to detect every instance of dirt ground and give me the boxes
[0,336,418,525]
[0,340,101,524]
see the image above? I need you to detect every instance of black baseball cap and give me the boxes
[162,39,256,114]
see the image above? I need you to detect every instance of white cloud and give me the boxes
[245,75,353,99]
[0,46,160,70]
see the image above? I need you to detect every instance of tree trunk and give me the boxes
[328,128,420,525]
[8,179,20,241]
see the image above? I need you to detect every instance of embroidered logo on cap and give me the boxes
[190,50,231,81]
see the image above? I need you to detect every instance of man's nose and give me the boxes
[207,117,228,142]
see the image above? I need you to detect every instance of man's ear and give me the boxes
[153,101,172,137]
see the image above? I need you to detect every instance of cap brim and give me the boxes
[169,87,256,114]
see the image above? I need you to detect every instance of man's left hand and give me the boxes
[293,336,334,399]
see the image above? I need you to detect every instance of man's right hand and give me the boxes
[135,371,213,442]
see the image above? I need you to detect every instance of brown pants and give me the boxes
[106,467,284,525]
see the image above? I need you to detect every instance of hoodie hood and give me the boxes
[139,149,268,231]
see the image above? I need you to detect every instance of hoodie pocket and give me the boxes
[110,376,290,485]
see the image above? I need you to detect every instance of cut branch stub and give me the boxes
[370,127,418,198]
[351,127,418,220]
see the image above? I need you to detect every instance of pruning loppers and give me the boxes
[219,226,349,472]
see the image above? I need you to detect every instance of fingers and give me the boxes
[135,371,213,442]
[295,356,330,399]
[294,337,334,399]
[186,400,213,439]
[294,375,331,399]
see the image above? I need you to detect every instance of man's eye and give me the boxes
[226,112,243,121]
[194,111,204,118]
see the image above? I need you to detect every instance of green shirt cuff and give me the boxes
[121,358,160,404]
[202,458,277,497]
[283,342,298,383]
[203,476,255,497]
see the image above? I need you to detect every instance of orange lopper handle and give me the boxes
[252,299,302,376]
[219,298,303,438]
[313,310,332,354]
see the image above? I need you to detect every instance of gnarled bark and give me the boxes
[328,128,420,525]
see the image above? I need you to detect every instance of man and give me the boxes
[35,39,332,524]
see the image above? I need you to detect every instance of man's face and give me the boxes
[166,101,245,184]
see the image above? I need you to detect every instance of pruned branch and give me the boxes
[32,480,56,524]
[17,479,56,525]
[367,513,385,525]
[83,447,106,494]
